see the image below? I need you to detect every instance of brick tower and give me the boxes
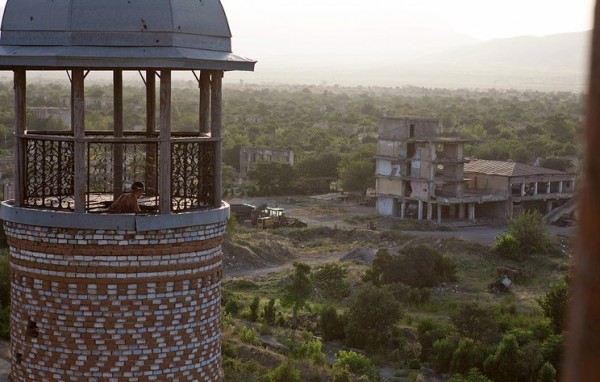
[0,1,254,380]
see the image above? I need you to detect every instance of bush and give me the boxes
[249,296,260,322]
[494,233,522,260]
[483,334,527,382]
[538,282,569,333]
[319,305,345,341]
[448,368,493,382]
[431,336,459,373]
[451,303,501,345]
[263,298,277,326]
[334,351,376,380]
[237,325,259,345]
[312,263,351,300]
[417,319,454,362]
[365,245,456,288]
[290,337,326,365]
[537,362,557,382]
[507,211,551,255]
[268,361,302,382]
[345,284,402,349]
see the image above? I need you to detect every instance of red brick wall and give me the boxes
[4,222,225,381]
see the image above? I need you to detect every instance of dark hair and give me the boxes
[131,182,144,191]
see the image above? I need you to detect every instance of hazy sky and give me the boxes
[0,0,594,87]
[221,0,594,53]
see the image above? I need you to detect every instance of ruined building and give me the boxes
[376,117,575,223]
[0,0,254,380]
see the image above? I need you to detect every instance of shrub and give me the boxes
[263,298,277,326]
[537,362,557,382]
[249,296,260,322]
[345,284,402,349]
[451,303,501,345]
[483,334,527,382]
[290,337,326,365]
[494,233,522,260]
[448,368,493,382]
[538,282,569,333]
[334,351,376,380]
[312,263,351,300]
[237,325,259,345]
[268,361,302,382]
[507,210,550,255]
[431,336,459,373]
[417,319,454,362]
[365,245,456,288]
[319,305,345,341]
[451,338,489,375]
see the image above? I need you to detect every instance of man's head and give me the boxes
[131,182,145,197]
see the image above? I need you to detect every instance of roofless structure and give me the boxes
[0,1,254,380]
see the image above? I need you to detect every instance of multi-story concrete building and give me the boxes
[376,117,575,223]
[239,146,294,179]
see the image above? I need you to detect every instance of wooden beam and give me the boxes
[145,70,157,196]
[13,69,26,207]
[159,70,172,214]
[72,69,86,213]
[210,71,223,207]
[564,1,600,379]
[199,70,211,135]
[113,70,124,200]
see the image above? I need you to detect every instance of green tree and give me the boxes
[249,296,260,322]
[319,305,345,341]
[268,361,301,382]
[247,161,295,196]
[537,362,557,382]
[417,319,454,362]
[507,210,551,256]
[263,298,277,326]
[345,284,402,349]
[538,282,569,333]
[451,303,501,345]
[448,369,493,382]
[282,263,313,328]
[333,351,376,380]
[338,144,375,195]
[483,334,527,382]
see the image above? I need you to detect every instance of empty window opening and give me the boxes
[409,124,415,138]
[16,353,22,364]
[27,319,38,339]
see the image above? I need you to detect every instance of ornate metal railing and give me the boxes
[20,133,217,213]
[24,136,75,210]
[171,140,215,212]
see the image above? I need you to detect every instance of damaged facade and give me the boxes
[239,146,294,179]
[376,117,575,223]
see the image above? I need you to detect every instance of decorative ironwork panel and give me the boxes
[24,138,74,210]
[171,141,215,211]
[87,141,158,211]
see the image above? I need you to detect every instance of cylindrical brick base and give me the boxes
[4,221,225,382]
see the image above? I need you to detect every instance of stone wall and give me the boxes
[4,221,225,382]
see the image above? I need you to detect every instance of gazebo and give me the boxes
[0,0,254,381]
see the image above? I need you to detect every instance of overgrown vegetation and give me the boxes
[221,230,570,381]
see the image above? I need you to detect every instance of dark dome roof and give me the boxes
[0,0,255,70]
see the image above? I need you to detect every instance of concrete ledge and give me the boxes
[0,201,230,232]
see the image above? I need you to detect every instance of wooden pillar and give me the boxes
[72,69,86,213]
[533,182,538,196]
[159,70,172,214]
[521,183,526,196]
[547,181,551,194]
[459,203,466,219]
[418,200,423,221]
[437,204,442,225]
[13,69,26,207]
[559,181,564,193]
[145,70,157,196]
[113,70,124,200]
[199,70,211,135]
[400,202,406,219]
[211,71,223,207]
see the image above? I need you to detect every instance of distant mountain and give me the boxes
[233,31,591,92]
[357,31,592,91]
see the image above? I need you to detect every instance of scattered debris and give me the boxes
[340,248,377,265]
